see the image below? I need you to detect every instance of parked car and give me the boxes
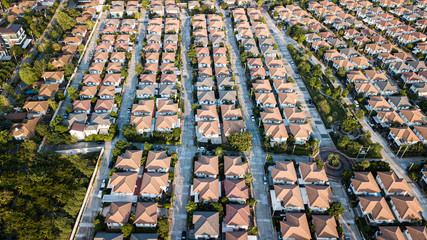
[198,147,205,152]
[181,231,187,239]
[251,115,255,121]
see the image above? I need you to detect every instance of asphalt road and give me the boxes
[169,10,197,240]
[219,6,276,240]
[58,11,108,116]
[261,9,334,148]
[74,9,147,239]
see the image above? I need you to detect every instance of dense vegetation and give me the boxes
[0,121,97,239]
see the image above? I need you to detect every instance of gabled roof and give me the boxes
[390,196,423,220]
[359,196,395,221]
[406,226,427,239]
[134,202,158,225]
[377,226,406,240]
[105,202,132,224]
[193,178,219,201]
[271,161,297,183]
[139,172,168,195]
[110,172,138,194]
[224,179,249,200]
[224,204,250,226]
[280,213,311,240]
[195,155,218,176]
[274,184,303,208]
[390,127,420,143]
[351,172,381,194]
[312,215,339,239]
[23,101,49,113]
[225,231,248,240]
[261,107,282,123]
[224,156,248,177]
[289,123,313,139]
[299,162,328,183]
[305,185,333,208]
[193,211,219,236]
[115,150,143,171]
[377,171,410,194]
[146,150,171,170]
[132,99,155,115]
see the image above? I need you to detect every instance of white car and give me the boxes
[198,147,205,152]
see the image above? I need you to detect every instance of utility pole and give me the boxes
[396,145,403,156]
[400,144,410,158]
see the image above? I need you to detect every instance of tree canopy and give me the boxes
[227,132,252,152]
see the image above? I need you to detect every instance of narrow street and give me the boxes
[261,10,334,148]
[75,9,148,239]
[117,9,148,137]
[58,11,108,116]
[219,6,276,239]
[169,10,197,240]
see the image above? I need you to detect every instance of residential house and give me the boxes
[105,202,132,229]
[389,196,423,222]
[289,123,313,145]
[224,156,248,179]
[134,202,158,228]
[224,179,249,203]
[280,213,311,240]
[139,172,168,199]
[298,162,328,185]
[145,150,171,173]
[193,212,220,239]
[358,196,395,224]
[272,184,304,213]
[305,185,333,212]
[350,172,381,196]
[271,161,297,185]
[191,178,220,203]
[115,150,142,172]
[194,155,218,178]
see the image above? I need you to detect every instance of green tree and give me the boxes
[248,226,259,235]
[244,173,253,184]
[19,64,39,86]
[157,216,169,239]
[337,135,350,148]
[142,0,149,8]
[67,86,79,100]
[57,11,77,31]
[64,62,75,76]
[186,201,198,213]
[121,223,134,238]
[113,140,131,157]
[221,2,228,9]
[309,77,321,89]
[122,125,138,140]
[328,202,345,217]
[0,130,12,145]
[172,128,181,138]
[328,154,339,166]
[341,116,360,133]
[227,132,252,152]
[341,168,353,181]
[144,142,152,151]
[36,123,50,137]
[135,63,144,75]
[215,147,224,157]
[337,67,348,78]
[9,46,26,60]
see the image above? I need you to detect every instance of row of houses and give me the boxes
[232,7,314,146]
[148,0,179,18]
[267,161,342,240]
[350,170,425,227]
[191,13,247,145]
[128,8,182,135]
[275,2,427,149]
[9,3,98,140]
[189,155,256,240]
[99,149,173,235]
[66,16,137,140]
